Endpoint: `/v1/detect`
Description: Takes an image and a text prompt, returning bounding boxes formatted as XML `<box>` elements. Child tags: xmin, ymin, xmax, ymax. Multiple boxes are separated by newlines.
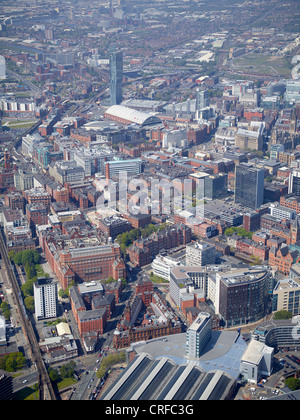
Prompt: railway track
<box><xmin>0</xmin><ymin>231</ymin><xmax>56</xmax><ymax>400</ymax></box>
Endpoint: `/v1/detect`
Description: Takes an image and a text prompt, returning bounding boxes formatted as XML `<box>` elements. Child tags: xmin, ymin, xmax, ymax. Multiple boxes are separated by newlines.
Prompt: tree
<box><xmin>48</xmin><ymin>367</ymin><xmax>60</xmax><ymax>383</ymax></box>
<box><xmin>59</xmin><ymin>289</ymin><xmax>68</xmax><ymax>299</ymax></box>
<box><xmin>15</xmin><ymin>352</ymin><xmax>26</xmax><ymax>370</ymax></box>
<box><xmin>13</xmin><ymin>251</ymin><xmax>23</xmax><ymax>266</ymax></box>
<box><xmin>285</xmin><ymin>377</ymin><xmax>300</xmax><ymax>391</ymax></box>
<box><xmin>5</xmin><ymin>357</ymin><xmax>17</xmax><ymax>372</ymax></box>
<box><xmin>24</xmin><ymin>296</ymin><xmax>35</xmax><ymax>313</ymax></box>
<box><xmin>32</xmin><ymin>249</ymin><xmax>40</xmax><ymax>264</ymax></box>
<box><xmin>0</xmin><ymin>301</ymin><xmax>11</xmax><ymax>320</ymax></box>
<box><xmin>21</xmin><ymin>249</ymin><xmax>34</xmax><ymax>266</ymax></box>
<box><xmin>273</xmin><ymin>310</ymin><xmax>293</xmax><ymax>320</ymax></box>
<box><xmin>25</xmin><ymin>262</ymin><xmax>36</xmax><ymax>280</ymax></box>
<box><xmin>60</xmin><ymin>361</ymin><xmax>76</xmax><ymax>379</ymax></box>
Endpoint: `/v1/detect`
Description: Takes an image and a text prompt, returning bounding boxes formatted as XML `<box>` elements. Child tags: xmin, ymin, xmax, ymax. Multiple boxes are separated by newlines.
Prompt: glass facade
<box><xmin>109</xmin><ymin>50</ymin><xmax>123</xmax><ymax>105</ymax></box>
<box><xmin>219</xmin><ymin>272</ymin><xmax>269</xmax><ymax>327</ymax></box>
<box><xmin>234</xmin><ymin>164</ymin><xmax>264</xmax><ymax>209</ymax></box>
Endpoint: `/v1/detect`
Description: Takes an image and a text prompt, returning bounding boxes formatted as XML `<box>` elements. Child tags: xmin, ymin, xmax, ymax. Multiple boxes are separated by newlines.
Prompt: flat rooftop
<box><xmin>132</xmin><ymin>330</ymin><xmax>247</xmax><ymax>379</ymax></box>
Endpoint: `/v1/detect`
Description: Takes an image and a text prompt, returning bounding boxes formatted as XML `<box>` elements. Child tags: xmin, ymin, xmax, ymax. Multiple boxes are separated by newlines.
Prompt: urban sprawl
<box><xmin>0</xmin><ymin>0</ymin><xmax>300</xmax><ymax>403</ymax></box>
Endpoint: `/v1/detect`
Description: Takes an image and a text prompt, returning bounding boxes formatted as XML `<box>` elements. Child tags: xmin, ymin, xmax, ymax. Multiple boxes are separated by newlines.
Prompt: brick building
<box><xmin>98</xmin><ymin>216</ymin><xmax>132</xmax><ymax>240</ymax></box>
<box><xmin>236</xmin><ymin>238</ymin><xmax>269</xmax><ymax>261</ymax></box>
<box><xmin>44</xmin><ymin>231</ymin><xmax>126</xmax><ymax>290</ymax></box>
<box><xmin>26</xmin><ymin>203</ymin><xmax>48</xmax><ymax>227</ymax></box>
<box><xmin>0</xmin><ymin>149</ymin><xmax>15</xmax><ymax>192</ymax></box>
<box><xmin>112</xmin><ymin>281</ymin><xmax>181</xmax><ymax>349</ymax></box>
<box><xmin>243</xmin><ymin>212</ymin><xmax>261</xmax><ymax>232</ymax></box>
<box><xmin>92</xmin><ymin>294</ymin><xmax>115</xmax><ymax>320</ymax></box>
<box><xmin>127</xmin><ymin>223</ymin><xmax>192</xmax><ymax>267</ymax></box>
<box><xmin>4</xmin><ymin>192</ymin><xmax>24</xmax><ymax>211</ymax></box>
<box><xmin>24</xmin><ymin>188</ymin><xmax>52</xmax><ymax>212</ymax></box>
<box><xmin>280</xmin><ymin>194</ymin><xmax>300</xmax><ymax>213</ymax></box>
<box><xmin>269</xmin><ymin>244</ymin><xmax>300</xmax><ymax>275</ymax></box>
<box><xmin>78</xmin><ymin>308</ymin><xmax>107</xmax><ymax>336</ymax></box>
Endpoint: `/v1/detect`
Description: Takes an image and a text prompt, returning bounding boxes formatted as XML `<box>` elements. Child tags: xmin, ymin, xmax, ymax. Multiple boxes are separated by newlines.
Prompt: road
<box><xmin>70</xmin><ymin>332</ymin><xmax>113</xmax><ymax>400</ymax></box>
<box><xmin>7</xmin><ymin>69</ymin><xmax>42</xmax><ymax>96</ymax></box>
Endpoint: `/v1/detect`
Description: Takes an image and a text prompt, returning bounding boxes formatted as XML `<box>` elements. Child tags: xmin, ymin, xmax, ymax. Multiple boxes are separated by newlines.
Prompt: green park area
<box><xmin>2</xmin><ymin>119</ymin><xmax>37</xmax><ymax>129</ymax></box>
<box><xmin>234</xmin><ymin>53</ymin><xmax>293</xmax><ymax>77</ymax></box>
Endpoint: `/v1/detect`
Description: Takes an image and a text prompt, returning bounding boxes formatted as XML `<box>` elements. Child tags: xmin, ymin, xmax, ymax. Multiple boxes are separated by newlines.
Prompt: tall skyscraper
<box><xmin>195</xmin><ymin>88</ymin><xmax>209</xmax><ymax>111</ymax></box>
<box><xmin>0</xmin><ymin>56</ymin><xmax>6</xmax><ymax>80</ymax></box>
<box><xmin>109</xmin><ymin>49</ymin><xmax>123</xmax><ymax>105</ymax></box>
<box><xmin>234</xmin><ymin>163</ymin><xmax>264</xmax><ymax>209</ymax></box>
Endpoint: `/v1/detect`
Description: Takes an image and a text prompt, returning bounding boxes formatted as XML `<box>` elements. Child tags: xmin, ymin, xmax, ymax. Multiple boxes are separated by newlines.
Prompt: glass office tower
<box><xmin>234</xmin><ymin>163</ymin><xmax>264</xmax><ymax>209</ymax></box>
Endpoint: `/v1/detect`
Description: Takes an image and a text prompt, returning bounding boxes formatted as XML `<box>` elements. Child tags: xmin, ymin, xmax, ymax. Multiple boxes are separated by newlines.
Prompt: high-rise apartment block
<box><xmin>109</xmin><ymin>49</ymin><xmax>123</xmax><ymax>105</ymax></box>
<box><xmin>33</xmin><ymin>278</ymin><xmax>58</xmax><ymax>321</ymax></box>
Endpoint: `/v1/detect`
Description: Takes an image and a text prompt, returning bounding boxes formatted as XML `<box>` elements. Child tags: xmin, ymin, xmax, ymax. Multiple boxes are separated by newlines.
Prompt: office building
<box><xmin>105</xmin><ymin>159</ymin><xmax>142</xmax><ymax>179</ymax></box>
<box><xmin>48</xmin><ymin>160</ymin><xmax>85</xmax><ymax>185</ymax></box>
<box><xmin>151</xmin><ymin>254</ymin><xmax>182</xmax><ymax>281</ymax></box>
<box><xmin>26</xmin><ymin>203</ymin><xmax>48</xmax><ymax>227</ymax></box>
<box><xmin>289</xmin><ymin>171</ymin><xmax>300</xmax><ymax>197</ymax></box>
<box><xmin>235</xmin><ymin>122</ymin><xmax>264</xmax><ymax>151</ymax></box>
<box><xmin>285</xmin><ymin>80</ymin><xmax>300</xmax><ymax>103</ymax></box>
<box><xmin>272</xmin><ymin>277</ymin><xmax>300</xmax><ymax>316</ymax></box>
<box><xmin>252</xmin><ymin>318</ymin><xmax>300</xmax><ymax>352</ymax></box>
<box><xmin>109</xmin><ymin>49</ymin><xmax>123</xmax><ymax>105</ymax></box>
<box><xmin>186</xmin><ymin>242</ymin><xmax>216</xmax><ymax>267</ymax></box>
<box><xmin>240</xmin><ymin>340</ymin><xmax>274</xmax><ymax>383</ymax></box>
<box><xmin>213</xmin><ymin>267</ymin><xmax>270</xmax><ymax>327</ymax></box>
<box><xmin>243</xmin><ymin>212</ymin><xmax>261</xmax><ymax>232</ymax></box>
<box><xmin>204</xmin><ymin>173</ymin><xmax>228</xmax><ymax>200</ymax></box>
<box><xmin>234</xmin><ymin>163</ymin><xmax>264</xmax><ymax>209</ymax></box>
<box><xmin>33</xmin><ymin>278</ymin><xmax>58</xmax><ymax>321</ymax></box>
<box><xmin>186</xmin><ymin>312</ymin><xmax>212</xmax><ymax>358</ymax></box>
<box><xmin>77</xmin><ymin>308</ymin><xmax>107</xmax><ymax>336</ymax></box>
<box><xmin>97</xmin><ymin>215</ymin><xmax>132</xmax><ymax>240</ymax></box>
<box><xmin>0</xmin><ymin>375</ymin><xmax>13</xmax><ymax>400</ymax></box>
<box><xmin>269</xmin><ymin>203</ymin><xmax>296</xmax><ymax>220</ymax></box>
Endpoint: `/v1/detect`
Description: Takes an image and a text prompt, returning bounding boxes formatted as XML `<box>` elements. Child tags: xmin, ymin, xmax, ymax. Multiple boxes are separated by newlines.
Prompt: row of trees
<box><xmin>8</xmin><ymin>249</ymin><xmax>44</xmax><ymax>313</ymax></box>
<box><xmin>9</xmin><ymin>249</ymin><xmax>40</xmax><ymax>266</ymax></box>
<box><xmin>96</xmin><ymin>352</ymin><xmax>126</xmax><ymax>380</ymax></box>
